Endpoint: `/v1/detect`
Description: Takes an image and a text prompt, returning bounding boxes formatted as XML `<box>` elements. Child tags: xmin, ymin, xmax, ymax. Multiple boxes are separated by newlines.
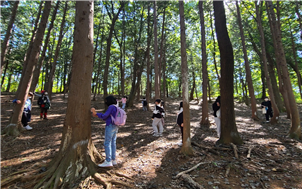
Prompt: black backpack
<box><xmin>37</xmin><ymin>97</ymin><xmax>43</xmax><ymax>105</ymax></box>
<box><xmin>143</xmin><ymin>100</ymin><xmax>147</xmax><ymax>106</ymax></box>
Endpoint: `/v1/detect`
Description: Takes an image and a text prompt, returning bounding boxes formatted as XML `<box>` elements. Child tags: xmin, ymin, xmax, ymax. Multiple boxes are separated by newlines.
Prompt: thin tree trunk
<box><xmin>158</xmin><ymin>7</ymin><xmax>166</xmax><ymax>98</ymax></box>
<box><xmin>266</xmin><ymin>3</ymin><xmax>291</xmax><ymax>118</ymax></box>
<box><xmin>189</xmin><ymin>72</ymin><xmax>195</xmax><ymax>101</ymax></box>
<box><xmin>267</xmin><ymin>1</ymin><xmax>301</xmax><ymax>139</ymax></box>
<box><xmin>4</xmin><ymin>2</ymin><xmax>51</xmax><ymax>136</ymax></box>
<box><xmin>199</xmin><ymin>1</ymin><xmax>210</xmax><ymax>125</ymax></box>
<box><xmin>1</xmin><ymin>60</ymin><xmax>9</xmax><ymax>87</ymax></box>
<box><xmin>47</xmin><ymin>2</ymin><xmax>68</xmax><ymax>99</ymax></box>
<box><xmin>162</xmin><ymin>49</ymin><xmax>167</xmax><ymax>103</ymax></box>
<box><xmin>30</xmin><ymin>1</ymin><xmax>60</xmax><ymax>92</ymax></box>
<box><xmin>214</xmin><ymin>1</ymin><xmax>242</xmax><ymax>145</ymax></box>
<box><xmin>6</xmin><ymin>68</ymin><xmax>13</xmax><ymax>92</ymax></box>
<box><xmin>209</xmin><ymin>9</ymin><xmax>220</xmax><ymax>83</ymax></box>
<box><xmin>236</xmin><ymin>1</ymin><xmax>258</xmax><ymax>120</ymax></box>
<box><xmin>1</xmin><ymin>1</ymin><xmax>19</xmax><ymax>70</ymax></box>
<box><xmin>146</xmin><ymin>4</ymin><xmax>152</xmax><ymax>110</ymax></box>
<box><xmin>44</xmin><ymin>35</ymin><xmax>56</xmax><ymax>91</ymax></box>
<box><xmin>103</xmin><ymin>2</ymin><xmax>124</xmax><ymax>102</ymax></box>
<box><xmin>154</xmin><ymin>1</ymin><xmax>160</xmax><ymax>99</ymax></box>
<box><xmin>290</xmin><ymin>27</ymin><xmax>302</xmax><ymax>99</ymax></box>
<box><xmin>295</xmin><ymin>2</ymin><xmax>302</xmax><ymax>40</ymax></box>
<box><xmin>179</xmin><ymin>0</ymin><xmax>193</xmax><ymax>156</ymax></box>
<box><xmin>255</xmin><ymin>2</ymin><xmax>279</xmax><ymax>124</ymax></box>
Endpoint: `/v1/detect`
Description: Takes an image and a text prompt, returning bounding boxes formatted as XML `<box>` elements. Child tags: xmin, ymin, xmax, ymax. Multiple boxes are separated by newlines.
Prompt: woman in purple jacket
<box><xmin>91</xmin><ymin>96</ymin><xmax>118</xmax><ymax>167</ymax></box>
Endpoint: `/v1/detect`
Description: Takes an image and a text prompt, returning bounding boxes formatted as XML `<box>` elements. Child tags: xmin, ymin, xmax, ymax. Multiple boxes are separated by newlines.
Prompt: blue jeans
<box><xmin>104</xmin><ymin>124</ymin><xmax>118</xmax><ymax>162</ymax></box>
<box><xmin>122</xmin><ymin>103</ymin><xmax>126</xmax><ymax>110</ymax></box>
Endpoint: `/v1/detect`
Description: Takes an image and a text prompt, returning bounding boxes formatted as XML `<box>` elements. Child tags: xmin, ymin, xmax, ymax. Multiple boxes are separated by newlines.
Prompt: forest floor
<box><xmin>1</xmin><ymin>93</ymin><xmax>302</xmax><ymax>189</ymax></box>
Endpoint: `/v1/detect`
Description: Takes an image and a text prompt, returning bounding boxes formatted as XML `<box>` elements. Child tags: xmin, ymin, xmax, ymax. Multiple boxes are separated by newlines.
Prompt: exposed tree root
<box><xmin>175</xmin><ymin>157</ymin><xmax>208</xmax><ymax>179</ymax></box>
<box><xmin>93</xmin><ymin>173</ymin><xmax>133</xmax><ymax>188</ymax></box>
<box><xmin>179</xmin><ymin>174</ymin><xmax>204</xmax><ymax>189</ymax></box>
<box><xmin>230</xmin><ymin>143</ymin><xmax>239</xmax><ymax>159</ymax></box>
<box><xmin>3</xmin><ymin>123</ymin><xmax>23</xmax><ymax>137</ymax></box>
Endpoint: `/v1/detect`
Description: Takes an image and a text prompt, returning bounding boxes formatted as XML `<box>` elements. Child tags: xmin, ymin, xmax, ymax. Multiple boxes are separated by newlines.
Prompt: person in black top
<box><xmin>212</xmin><ymin>96</ymin><xmax>221</xmax><ymax>137</ymax></box>
<box><xmin>152</xmin><ymin>99</ymin><xmax>165</xmax><ymax>137</ymax></box>
<box><xmin>177</xmin><ymin>102</ymin><xmax>183</xmax><ymax>146</ymax></box>
<box><xmin>261</xmin><ymin>97</ymin><xmax>273</xmax><ymax>122</ymax></box>
<box><xmin>142</xmin><ymin>97</ymin><xmax>148</xmax><ymax>111</ymax></box>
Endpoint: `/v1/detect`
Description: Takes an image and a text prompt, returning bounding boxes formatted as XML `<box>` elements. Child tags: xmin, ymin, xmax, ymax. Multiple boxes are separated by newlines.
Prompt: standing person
<box><xmin>13</xmin><ymin>92</ymin><xmax>34</xmax><ymax>130</ymax></box>
<box><xmin>212</xmin><ymin>96</ymin><xmax>221</xmax><ymax>137</ymax></box>
<box><xmin>176</xmin><ymin>102</ymin><xmax>183</xmax><ymax>146</ymax></box>
<box><xmin>261</xmin><ymin>97</ymin><xmax>273</xmax><ymax>123</ymax></box>
<box><xmin>91</xmin><ymin>95</ymin><xmax>118</xmax><ymax>167</ymax></box>
<box><xmin>151</xmin><ymin>99</ymin><xmax>165</xmax><ymax>137</ymax></box>
<box><xmin>121</xmin><ymin>96</ymin><xmax>127</xmax><ymax>110</ymax></box>
<box><xmin>142</xmin><ymin>97</ymin><xmax>148</xmax><ymax>111</ymax></box>
<box><xmin>37</xmin><ymin>90</ymin><xmax>51</xmax><ymax>119</ymax></box>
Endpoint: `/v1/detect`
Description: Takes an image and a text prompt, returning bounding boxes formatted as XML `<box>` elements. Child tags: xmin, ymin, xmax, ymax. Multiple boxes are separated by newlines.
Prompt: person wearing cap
<box><xmin>151</xmin><ymin>99</ymin><xmax>165</xmax><ymax>137</ymax></box>
<box><xmin>12</xmin><ymin>92</ymin><xmax>34</xmax><ymax>130</ymax></box>
<box><xmin>36</xmin><ymin>90</ymin><xmax>51</xmax><ymax>119</ymax></box>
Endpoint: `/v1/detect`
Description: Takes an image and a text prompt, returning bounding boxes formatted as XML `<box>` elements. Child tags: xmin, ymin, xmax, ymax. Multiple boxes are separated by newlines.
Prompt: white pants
<box><xmin>152</xmin><ymin>118</ymin><xmax>163</xmax><ymax>135</ymax></box>
<box><xmin>214</xmin><ymin>117</ymin><xmax>221</xmax><ymax>137</ymax></box>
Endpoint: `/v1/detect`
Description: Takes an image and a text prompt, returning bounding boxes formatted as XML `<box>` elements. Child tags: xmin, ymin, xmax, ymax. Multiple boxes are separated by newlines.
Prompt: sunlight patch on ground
<box><xmin>203</xmin><ymin>136</ymin><xmax>219</xmax><ymax>142</ymax></box>
<box><xmin>250</xmin><ymin>138</ymin><xmax>282</xmax><ymax>145</ymax></box>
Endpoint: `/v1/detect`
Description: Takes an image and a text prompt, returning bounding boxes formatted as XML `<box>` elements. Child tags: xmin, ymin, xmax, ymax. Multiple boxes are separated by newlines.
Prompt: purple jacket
<box><xmin>96</xmin><ymin>105</ymin><xmax>117</xmax><ymax>126</ymax></box>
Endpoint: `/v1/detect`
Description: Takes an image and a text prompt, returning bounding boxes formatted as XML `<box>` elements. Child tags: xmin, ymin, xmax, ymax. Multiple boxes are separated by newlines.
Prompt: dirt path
<box><xmin>1</xmin><ymin>94</ymin><xmax>302</xmax><ymax>189</ymax></box>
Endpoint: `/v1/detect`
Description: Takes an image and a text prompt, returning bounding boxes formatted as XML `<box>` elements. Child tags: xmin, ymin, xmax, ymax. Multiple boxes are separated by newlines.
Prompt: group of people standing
<box><xmin>13</xmin><ymin>90</ymin><xmax>51</xmax><ymax>130</ymax></box>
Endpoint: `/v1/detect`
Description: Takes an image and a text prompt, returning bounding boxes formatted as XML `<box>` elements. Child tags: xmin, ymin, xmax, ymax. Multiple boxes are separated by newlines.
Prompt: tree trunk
<box><xmin>236</xmin><ymin>1</ymin><xmax>258</xmax><ymax>120</ymax></box>
<box><xmin>34</xmin><ymin>2</ymin><xmax>104</xmax><ymax>188</ymax></box>
<box><xmin>267</xmin><ymin>1</ymin><xmax>301</xmax><ymax>139</ymax></box>
<box><xmin>146</xmin><ymin>5</ymin><xmax>152</xmax><ymax>110</ymax></box>
<box><xmin>265</xmin><ymin>4</ymin><xmax>290</xmax><ymax>118</ymax></box>
<box><xmin>290</xmin><ymin>27</ymin><xmax>302</xmax><ymax>99</ymax></box>
<box><xmin>189</xmin><ymin>72</ymin><xmax>195</xmax><ymax>101</ymax></box>
<box><xmin>6</xmin><ymin>68</ymin><xmax>13</xmax><ymax>92</ymax></box>
<box><xmin>255</xmin><ymin>2</ymin><xmax>279</xmax><ymax>124</ymax></box>
<box><xmin>266</xmin><ymin>51</ymin><xmax>286</xmax><ymax>112</ymax></box>
<box><xmin>16</xmin><ymin>1</ymin><xmax>43</xmax><ymax>96</ymax></box>
<box><xmin>179</xmin><ymin>0</ymin><xmax>193</xmax><ymax>156</ymax></box>
<box><xmin>162</xmin><ymin>50</ymin><xmax>167</xmax><ymax>103</ymax></box>
<box><xmin>214</xmin><ymin>1</ymin><xmax>242</xmax><ymax>145</ymax></box>
<box><xmin>47</xmin><ymin>2</ymin><xmax>68</xmax><ymax>99</ymax></box>
<box><xmin>154</xmin><ymin>1</ymin><xmax>160</xmax><ymax>99</ymax></box>
<box><xmin>158</xmin><ymin>7</ymin><xmax>166</xmax><ymax>98</ymax></box>
<box><xmin>295</xmin><ymin>2</ymin><xmax>302</xmax><ymax>40</ymax></box>
<box><xmin>199</xmin><ymin>1</ymin><xmax>210</xmax><ymax>125</ymax></box>
<box><xmin>30</xmin><ymin>1</ymin><xmax>60</xmax><ymax>93</ymax></box>
<box><xmin>209</xmin><ymin>9</ymin><xmax>220</xmax><ymax>83</ymax></box>
<box><xmin>103</xmin><ymin>3</ymin><xmax>124</xmax><ymax>102</ymax></box>
<box><xmin>1</xmin><ymin>60</ymin><xmax>9</xmax><ymax>87</ymax></box>
<box><xmin>4</xmin><ymin>2</ymin><xmax>51</xmax><ymax>136</ymax></box>
<box><xmin>1</xmin><ymin>1</ymin><xmax>19</xmax><ymax>71</ymax></box>
<box><xmin>44</xmin><ymin>34</ymin><xmax>56</xmax><ymax>91</ymax></box>
<box><xmin>127</xmin><ymin>5</ymin><xmax>145</xmax><ymax>107</ymax></box>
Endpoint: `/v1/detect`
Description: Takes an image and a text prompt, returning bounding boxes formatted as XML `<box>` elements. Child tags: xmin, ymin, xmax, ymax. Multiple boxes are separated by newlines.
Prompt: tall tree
<box><xmin>214</xmin><ymin>1</ymin><xmax>242</xmax><ymax>145</ymax></box>
<box><xmin>1</xmin><ymin>1</ymin><xmax>19</xmax><ymax>70</ymax></box>
<box><xmin>146</xmin><ymin>4</ymin><xmax>152</xmax><ymax>110</ymax></box>
<box><xmin>4</xmin><ymin>2</ymin><xmax>52</xmax><ymax>136</ymax></box>
<box><xmin>47</xmin><ymin>2</ymin><xmax>68</xmax><ymax>98</ymax></box>
<box><xmin>255</xmin><ymin>2</ymin><xmax>279</xmax><ymax>124</ymax></box>
<box><xmin>179</xmin><ymin>0</ymin><xmax>193</xmax><ymax>155</ymax></box>
<box><xmin>103</xmin><ymin>1</ymin><xmax>124</xmax><ymax>101</ymax></box>
<box><xmin>33</xmin><ymin>2</ymin><xmax>105</xmax><ymax>188</ymax></box>
<box><xmin>209</xmin><ymin>9</ymin><xmax>220</xmax><ymax>83</ymax></box>
<box><xmin>236</xmin><ymin>1</ymin><xmax>258</xmax><ymax>120</ymax></box>
<box><xmin>154</xmin><ymin>1</ymin><xmax>160</xmax><ymax>99</ymax></box>
<box><xmin>199</xmin><ymin>1</ymin><xmax>210</xmax><ymax>125</ymax></box>
<box><xmin>267</xmin><ymin>2</ymin><xmax>301</xmax><ymax>139</ymax></box>
<box><xmin>30</xmin><ymin>1</ymin><xmax>60</xmax><ymax>92</ymax></box>
<box><xmin>159</xmin><ymin>6</ymin><xmax>166</xmax><ymax>98</ymax></box>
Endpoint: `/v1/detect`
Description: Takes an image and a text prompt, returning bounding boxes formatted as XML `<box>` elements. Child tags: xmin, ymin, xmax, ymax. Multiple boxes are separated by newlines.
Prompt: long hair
<box><xmin>105</xmin><ymin>96</ymin><xmax>117</xmax><ymax>106</ymax></box>
<box><xmin>179</xmin><ymin>102</ymin><xmax>183</xmax><ymax>110</ymax></box>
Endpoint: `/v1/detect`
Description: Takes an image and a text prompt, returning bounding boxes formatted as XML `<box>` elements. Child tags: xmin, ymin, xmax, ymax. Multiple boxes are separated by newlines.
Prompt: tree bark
<box><xmin>34</xmin><ymin>2</ymin><xmax>104</xmax><ymax>188</ymax></box>
<box><xmin>295</xmin><ymin>2</ymin><xmax>302</xmax><ymax>40</ymax></box>
<box><xmin>199</xmin><ymin>1</ymin><xmax>210</xmax><ymax>125</ymax></box>
<box><xmin>47</xmin><ymin>2</ymin><xmax>68</xmax><ymax>99</ymax></box>
<box><xmin>179</xmin><ymin>0</ymin><xmax>193</xmax><ymax>156</ymax></box>
<box><xmin>214</xmin><ymin>1</ymin><xmax>242</xmax><ymax>145</ymax></box>
<box><xmin>1</xmin><ymin>1</ymin><xmax>19</xmax><ymax>70</ymax></box>
<box><xmin>267</xmin><ymin>1</ymin><xmax>301</xmax><ymax>139</ymax></box>
<box><xmin>154</xmin><ymin>1</ymin><xmax>160</xmax><ymax>99</ymax></box>
<box><xmin>255</xmin><ymin>2</ymin><xmax>279</xmax><ymax>124</ymax></box>
<box><xmin>4</xmin><ymin>2</ymin><xmax>51</xmax><ymax>136</ymax></box>
<box><xmin>158</xmin><ymin>6</ymin><xmax>166</xmax><ymax>98</ymax></box>
<box><xmin>236</xmin><ymin>1</ymin><xmax>258</xmax><ymax>120</ymax></box>
<box><xmin>209</xmin><ymin>9</ymin><xmax>220</xmax><ymax>83</ymax></box>
<box><xmin>30</xmin><ymin>1</ymin><xmax>60</xmax><ymax>93</ymax></box>
<box><xmin>189</xmin><ymin>71</ymin><xmax>196</xmax><ymax>101</ymax></box>
<box><xmin>103</xmin><ymin>2</ymin><xmax>124</xmax><ymax>102</ymax></box>
<box><xmin>146</xmin><ymin>4</ymin><xmax>152</xmax><ymax>110</ymax></box>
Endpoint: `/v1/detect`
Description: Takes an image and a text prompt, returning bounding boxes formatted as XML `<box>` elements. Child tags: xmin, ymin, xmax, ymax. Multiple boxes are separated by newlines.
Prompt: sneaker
<box><xmin>112</xmin><ymin>160</ymin><xmax>117</xmax><ymax>166</ymax></box>
<box><xmin>177</xmin><ymin>142</ymin><xmax>183</xmax><ymax>146</ymax></box>
<box><xmin>153</xmin><ymin>133</ymin><xmax>159</xmax><ymax>137</ymax></box>
<box><xmin>24</xmin><ymin>125</ymin><xmax>33</xmax><ymax>130</ymax></box>
<box><xmin>158</xmin><ymin>133</ymin><xmax>163</xmax><ymax>137</ymax></box>
<box><xmin>98</xmin><ymin>160</ymin><xmax>113</xmax><ymax>167</ymax></box>
<box><xmin>266</xmin><ymin>120</ymin><xmax>270</xmax><ymax>123</ymax></box>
